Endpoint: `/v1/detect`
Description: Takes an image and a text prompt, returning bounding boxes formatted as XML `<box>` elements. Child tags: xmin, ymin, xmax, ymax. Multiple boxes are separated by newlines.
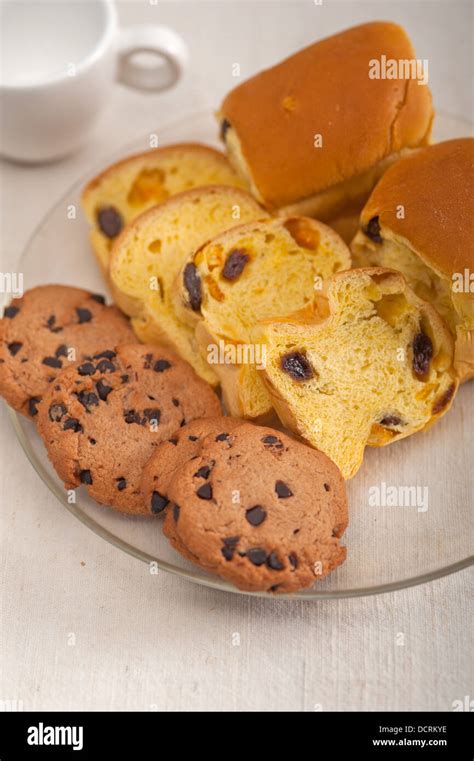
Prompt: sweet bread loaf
<box><xmin>110</xmin><ymin>185</ymin><xmax>268</xmax><ymax>385</ymax></box>
<box><xmin>351</xmin><ymin>138</ymin><xmax>474</xmax><ymax>382</ymax></box>
<box><xmin>258</xmin><ymin>268</ymin><xmax>458</xmax><ymax>478</ymax></box>
<box><xmin>218</xmin><ymin>22</ymin><xmax>433</xmax><ymax>228</ymax></box>
<box><xmin>81</xmin><ymin>143</ymin><xmax>247</xmax><ymax>276</ymax></box>
<box><xmin>174</xmin><ymin>217</ymin><xmax>351</xmax><ymax>418</ymax></box>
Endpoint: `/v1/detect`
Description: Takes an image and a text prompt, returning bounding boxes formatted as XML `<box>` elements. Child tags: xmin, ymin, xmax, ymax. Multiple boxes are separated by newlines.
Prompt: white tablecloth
<box><xmin>1</xmin><ymin>0</ymin><xmax>472</xmax><ymax>712</ymax></box>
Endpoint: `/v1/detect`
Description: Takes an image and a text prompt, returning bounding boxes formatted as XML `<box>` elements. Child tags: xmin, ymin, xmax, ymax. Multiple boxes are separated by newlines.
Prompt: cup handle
<box><xmin>116</xmin><ymin>25</ymin><xmax>188</xmax><ymax>92</ymax></box>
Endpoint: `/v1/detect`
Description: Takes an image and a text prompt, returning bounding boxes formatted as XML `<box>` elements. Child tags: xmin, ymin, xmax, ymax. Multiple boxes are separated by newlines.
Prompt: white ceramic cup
<box><xmin>0</xmin><ymin>0</ymin><xmax>188</xmax><ymax>162</ymax></box>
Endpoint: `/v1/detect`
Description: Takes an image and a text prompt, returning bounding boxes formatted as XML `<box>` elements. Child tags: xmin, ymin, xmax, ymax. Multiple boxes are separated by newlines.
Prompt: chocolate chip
<box><xmin>121</xmin><ymin>374</ymin><xmax>129</xmax><ymax>383</ymax></box>
<box><xmin>221</xmin><ymin>537</ymin><xmax>240</xmax><ymax>561</ymax></box>
<box><xmin>281</xmin><ymin>351</ymin><xmax>314</xmax><ymax>380</ymax></box>
<box><xmin>42</xmin><ymin>356</ymin><xmax>62</xmax><ymax>369</ymax></box>
<box><xmin>46</xmin><ymin>315</ymin><xmax>56</xmax><ymax>328</ymax></box>
<box><xmin>7</xmin><ymin>342</ymin><xmax>22</xmax><ymax>356</ymax></box>
<box><xmin>173</xmin><ymin>504</ymin><xmax>180</xmax><ymax>522</ymax></box>
<box><xmin>116</xmin><ymin>477</ymin><xmax>127</xmax><ymax>491</ymax></box>
<box><xmin>412</xmin><ymin>331</ymin><xmax>433</xmax><ymax>379</ymax></box>
<box><xmin>247</xmin><ymin>548</ymin><xmax>267</xmax><ymax>566</ymax></box>
<box><xmin>94</xmin><ymin>350</ymin><xmax>116</xmax><ymax>360</ymax></box>
<box><xmin>89</xmin><ymin>438</ymin><xmax>96</xmax><ymax>445</ymax></box>
<box><xmin>76</xmin><ymin>308</ymin><xmax>92</xmax><ymax>324</ymax></box>
<box><xmin>180</xmin><ymin>419</ymin><xmax>186</xmax><ymax>427</ymax></box>
<box><xmin>49</xmin><ymin>403</ymin><xmax>67</xmax><ymax>422</ymax></box>
<box><xmin>196</xmin><ymin>483</ymin><xmax>213</xmax><ymax>500</ymax></box>
<box><xmin>151</xmin><ymin>491</ymin><xmax>169</xmax><ymax>514</ymax></box>
<box><xmin>222</xmin><ymin>249</ymin><xmax>249</xmax><ymax>281</ymax></box>
<box><xmin>379</xmin><ymin>415</ymin><xmax>403</xmax><ymax>427</ymax></box>
<box><xmin>90</xmin><ymin>294</ymin><xmax>106</xmax><ymax>305</ymax></box>
<box><xmin>188</xmin><ymin>435</ymin><xmax>199</xmax><ymax>441</ymax></box>
<box><xmin>96</xmin><ymin>379</ymin><xmax>113</xmax><ymax>402</ymax></box>
<box><xmin>215</xmin><ymin>432</ymin><xmax>230</xmax><ymax>441</ymax></box>
<box><xmin>262</xmin><ymin>435</ymin><xmax>283</xmax><ymax>448</ymax></box>
<box><xmin>364</xmin><ymin>216</ymin><xmax>382</xmax><ymax>243</ymax></box>
<box><xmin>79</xmin><ymin>470</ymin><xmax>93</xmax><ymax>485</ymax></box>
<box><xmin>432</xmin><ymin>383</ymin><xmax>456</xmax><ymax>415</ymax></box>
<box><xmin>267</xmin><ymin>552</ymin><xmax>285</xmax><ymax>571</ymax></box>
<box><xmin>97</xmin><ymin>206</ymin><xmax>123</xmax><ymax>239</ymax></box>
<box><xmin>220</xmin><ymin>118</ymin><xmax>231</xmax><ymax>141</ymax></box>
<box><xmin>288</xmin><ymin>553</ymin><xmax>298</xmax><ymax>569</ymax></box>
<box><xmin>76</xmin><ymin>390</ymin><xmax>99</xmax><ymax>411</ymax></box>
<box><xmin>223</xmin><ymin>536</ymin><xmax>240</xmax><ymax>547</ymax></box>
<box><xmin>144</xmin><ymin>408</ymin><xmax>161</xmax><ymax>424</ymax></box>
<box><xmin>172</xmin><ymin>398</ymin><xmax>180</xmax><ymax>407</ymax></box>
<box><xmin>64</xmin><ymin>418</ymin><xmax>83</xmax><ymax>433</ymax></box>
<box><xmin>153</xmin><ymin>359</ymin><xmax>171</xmax><ymax>373</ymax></box>
<box><xmin>183</xmin><ymin>263</ymin><xmax>202</xmax><ymax>311</ymax></box>
<box><xmin>28</xmin><ymin>397</ymin><xmax>41</xmax><ymax>417</ymax></box>
<box><xmin>4</xmin><ymin>305</ymin><xmax>19</xmax><ymax>318</ymax></box>
<box><xmin>124</xmin><ymin>410</ymin><xmax>141</xmax><ymax>425</ymax></box>
<box><xmin>323</xmin><ymin>483</ymin><xmax>330</xmax><ymax>492</ymax></box>
<box><xmin>143</xmin><ymin>353</ymin><xmax>153</xmax><ymax>369</ymax></box>
<box><xmin>168</xmin><ymin>438</ymin><xmax>178</xmax><ymax>446</ymax></box>
<box><xmin>78</xmin><ymin>362</ymin><xmax>96</xmax><ymax>376</ymax></box>
<box><xmin>194</xmin><ymin>465</ymin><xmax>212</xmax><ymax>479</ymax></box>
<box><xmin>246</xmin><ymin>506</ymin><xmax>267</xmax><ymax>526</ymax></box>
<box><xmin>275</xmin><ymin>480</ymin><xmax>293</xmax><ymax>498</ymax></box>
<box><xmin>55</xmin><ymin>345</ymin><xmax>69</xmax><ymax>358</ymax></box>
<box><xmin>95</xmin><ymin>359</ymin><xmax>116</xmax><ymax>374</ymax></box>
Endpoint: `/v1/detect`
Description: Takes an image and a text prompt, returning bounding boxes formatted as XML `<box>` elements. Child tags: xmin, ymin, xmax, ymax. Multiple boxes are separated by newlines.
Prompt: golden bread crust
<box><xmin>220</xmin><ymin>22</ymin><xmax>433</xmax><ymax>209</ymax></box>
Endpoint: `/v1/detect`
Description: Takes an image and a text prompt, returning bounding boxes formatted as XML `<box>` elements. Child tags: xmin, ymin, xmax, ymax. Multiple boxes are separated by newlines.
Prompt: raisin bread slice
<box><xmin>110</xmin><ymin>185</ymin><xmax>268</xmax><ymax>385</ymax></box>
<box><xmin>82</xmin><ymin>143</ymin><xmax>247</xmax><ymax>276</ymax></box>
<box><xmin>258</xmin><ymin>268</ymin><xmax>458</xmax><ymax>478</ymax></box>
<box><xmin>173</xmin><ymin>217</ymin><xmax>351</xmax><ymax>418</ymax></box>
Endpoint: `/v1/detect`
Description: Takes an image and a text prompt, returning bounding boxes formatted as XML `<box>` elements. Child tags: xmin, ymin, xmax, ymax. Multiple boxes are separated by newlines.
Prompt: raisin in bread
<box><xmin>173</xmin><ymin>217</ymin><xmax>351</xmax><ymax>418</ymax></box>
<box><xmin>110</xmin><ymin>185</ymin><xmax>268</xmax><ymax>385</ymax></box>
<box><xmin>258</xmin><ymin>268</ymin><xmax>458</xmax><ymax>478</ymax></box>
<box><xmin>82</xmin><ymin>143</ymin><xmax>247</xmax><ymax>276</ymax></box>
<box><xmin>351</xmin><ymin>139</ymin><xmax>474</xmax><ymax>382</ymax></box>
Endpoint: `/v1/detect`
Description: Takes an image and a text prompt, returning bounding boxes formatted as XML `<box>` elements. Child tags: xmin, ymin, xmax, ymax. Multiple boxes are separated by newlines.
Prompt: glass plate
<box><xmin>9</xmin><ymin>110</ymin><xmax>474</xmax><ymax>599</ymax></box>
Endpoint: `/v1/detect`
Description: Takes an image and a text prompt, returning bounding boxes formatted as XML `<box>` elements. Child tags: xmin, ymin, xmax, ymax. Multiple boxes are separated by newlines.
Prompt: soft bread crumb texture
<box><xmin>351</xmin><ymin>138</ymin><xmax>474</xmax><ymax>382</ymax></box>
<box><xmin>260</xmin><ymin>269</ymin><xmax>458</xmax><ymax>478</ymax></box>
<box><xmin>175</xmin><ymin>217</ymin><xmax>351</xmax><ymax>418</ymax></box>
<box><xmin>81</xmin><ymin>143</ymin><xmax>248</xmax><ymax>275</ymax></box>
<box><xmin>110</xmin><ymin>186</ymin><xmax>267</xmax><ymax>385</ymax></box>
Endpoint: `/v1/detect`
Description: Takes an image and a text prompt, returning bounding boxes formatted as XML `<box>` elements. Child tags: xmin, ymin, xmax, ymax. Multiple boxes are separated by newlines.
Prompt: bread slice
<box><xmin>351</xmin><ymin>138</ymin><xmax>474</xmax><ymax>382</ymax></box>
<box><xmin>81</xmin><ymin>143</ymin><xmax>247</xmax><ymax>276</ymax></box>
<box><xmin>109</xmin><ymin>185</ymin><xmax>268</xmax><ymax>385</ymax></box>
<box><xmin>173</xmin><ymin>217</ymin><xmax>351</xmax><ymax>417</ymax></box>
<box><xmin>258</xmin><ymin>268</ymin><xmax>458</xmax><ymax>478</ymax></box>
<box><xmin>219</xmin><ymin>22</ymin><xmax>433</xmax><ymax>220</ymax></box>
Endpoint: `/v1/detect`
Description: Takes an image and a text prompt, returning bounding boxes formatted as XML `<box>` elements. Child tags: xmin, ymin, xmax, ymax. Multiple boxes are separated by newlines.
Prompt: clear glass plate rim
<box><xmin>8</xmin><ymin>108</ymin><xmax>474</xmax><ymax>601</ymax></box>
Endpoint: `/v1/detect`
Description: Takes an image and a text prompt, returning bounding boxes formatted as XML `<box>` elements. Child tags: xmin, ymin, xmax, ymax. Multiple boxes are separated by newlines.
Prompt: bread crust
<box><xmin>354</xmin><ymin>138</ymin><xmax>474</xmax><ymax>381</ymax></box>
<box><xmin>220</xmin><ymin>22</ymin><xmax>433</xmax><ymax>210</ymax></box>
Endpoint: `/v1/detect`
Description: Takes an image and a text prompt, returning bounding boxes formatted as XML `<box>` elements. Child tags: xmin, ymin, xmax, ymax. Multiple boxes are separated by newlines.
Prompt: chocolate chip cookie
<box><xmin>163</xmin><ymin>423</ymin><xmax>348</xmax><ymax>592</ymax></box>
<box><xmin>37</xmin><ymin>343</ymin><xmax>221</xmax><ymax>514</ymax></box>
<box><xmin>0</xmin><ymin>285</ymin><xmax>136</xmax><ymax>418</ymax></box>
<box><xmin>141</xmin><ymin>416</ymin><xmax>243</xmax><ymax>515</ymax></box>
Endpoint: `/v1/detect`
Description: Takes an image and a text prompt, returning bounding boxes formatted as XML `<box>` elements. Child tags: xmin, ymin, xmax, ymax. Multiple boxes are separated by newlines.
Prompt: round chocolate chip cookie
<box><xmin>37</xmin><ymin>343</ymin><xmax>221</xmax><ymax>514</ymax></box>
<box><xmin>141</xmin><ymin>416</ymin><xmax>243</xmax><ymax>515</ymax></box>
<box><xmin>163</xmin><ymin>423</ymin><xmax>348</xmax><ymax>593</ymax></box>
<box><xmin>0</xmin><ymin>285</ymin><xmax>136</xmax><ymax>419</ymax></box>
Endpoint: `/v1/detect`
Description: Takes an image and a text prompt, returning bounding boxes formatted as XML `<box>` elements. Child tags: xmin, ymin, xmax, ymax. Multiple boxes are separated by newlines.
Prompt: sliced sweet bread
<box><xmin>110</xmin><ymin>185</ymin><xmax>268</xmax><ymax>385</ymax></box>
<box><xmin>173</xmin><ymin>217</ymin><xmax>351</xmax><ymax>418</ymax></box>
<box><xmin>258</xmin><ymin>268</ymin><xmax>458</xmax><ymax>478</ymax></box>
<box><xmin>81</xmin><ymin>143</ymin><xmax>248</xmax><ymax>276</ymax></box>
